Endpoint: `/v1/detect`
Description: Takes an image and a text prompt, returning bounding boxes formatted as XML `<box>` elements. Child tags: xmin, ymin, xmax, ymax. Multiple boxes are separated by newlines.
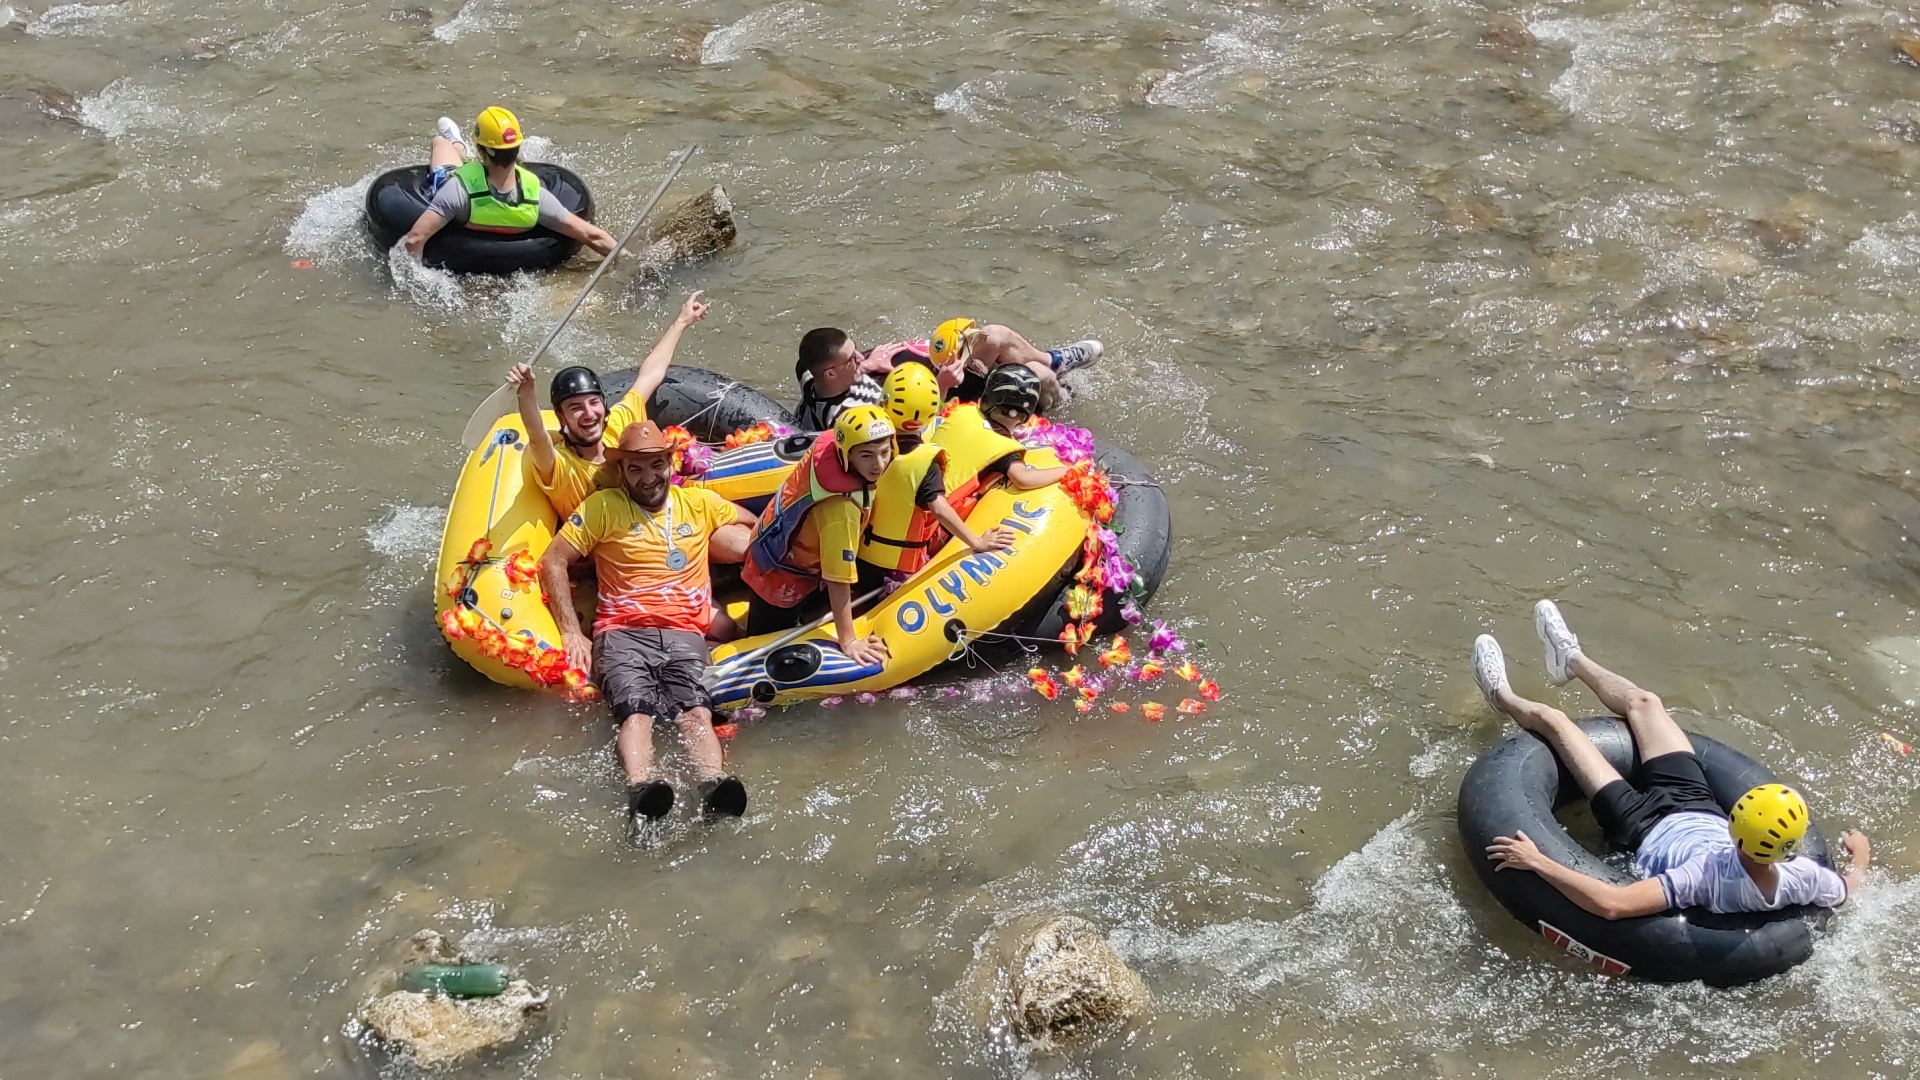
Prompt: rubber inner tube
<box><xmin>1458</xmin><ymin>717</ymin><xmax>1833</xmax><ymax>987</ymax></box>
<box><xmin>363</xmin><ymin>163</ymin><xmax>595</xmax><ymax>275</ymax></box>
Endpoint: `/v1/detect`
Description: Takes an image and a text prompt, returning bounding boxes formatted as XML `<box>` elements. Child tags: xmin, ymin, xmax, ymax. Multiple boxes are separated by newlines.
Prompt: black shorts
<box><xmin>592</xmin><ymin>628</ymin><xmax>712</xmax><ymax>722</ymax></box>
<box><xmin>1590</xmin><ymin>751</ymin><xmax>1728</xmax><ymax>851</ymax></box>
<box><xmin>742</xmin><ymin>590</ymin><xmax>829</xmax><ymax>637</ymax></box>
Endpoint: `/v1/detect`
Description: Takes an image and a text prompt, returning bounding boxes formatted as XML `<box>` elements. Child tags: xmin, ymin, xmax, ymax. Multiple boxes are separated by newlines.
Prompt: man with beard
<box><xmin>539</xmin><ymin>421</ymin><xmax>758</xmax><ymax>823</ymax></box>
<box><xmin>506</xmin><ymin>291</ymin><xmax>708</xmax><ymax>519</ymax></box>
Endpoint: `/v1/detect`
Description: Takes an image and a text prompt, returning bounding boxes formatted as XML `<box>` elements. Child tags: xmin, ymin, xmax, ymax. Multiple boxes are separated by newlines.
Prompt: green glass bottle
<box><xmin>398</xmin><ymin>963</ymin><xmax>510</xmax><ymax>998</ymax></box>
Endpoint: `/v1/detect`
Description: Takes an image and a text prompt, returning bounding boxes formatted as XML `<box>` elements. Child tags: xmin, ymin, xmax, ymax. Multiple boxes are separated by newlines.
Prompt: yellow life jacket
<box><xmin>858</xmin><ymin>442</ymin><xmax>948</xmax><ymax>573</ymax></box>
<box><xmin>931</xmin><ymin>403</ymin><xmax>1024</xmax><ymax>490</ymax></box>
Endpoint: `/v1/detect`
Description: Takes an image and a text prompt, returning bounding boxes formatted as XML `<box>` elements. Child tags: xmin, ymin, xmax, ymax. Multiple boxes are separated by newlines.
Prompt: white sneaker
<box><xmin>435</xmin><ymin>115</ymin><xmax>467</xmax><ymax>152</ymax></box>
<box><xmin>1053</xmin><ymin>340</ymin><xmax>1103</xmax><ymax>375</ymax></box>
<box><xmin>1472</xmin><ymin>634</ymin><xmax>1510</xmax><ymax>711</ymax></box>
<box><xmin>1535</xmin><ymin>599</ymin><xmax>1582</xmax><ymax>685</ymax></box>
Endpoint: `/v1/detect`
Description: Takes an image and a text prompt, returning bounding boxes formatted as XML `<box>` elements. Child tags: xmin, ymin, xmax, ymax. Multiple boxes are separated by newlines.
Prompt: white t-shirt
<box><xmin>1634</xmin><ymin>810</ymin><xmax>1847</xmax><ymax>914</ymax></box>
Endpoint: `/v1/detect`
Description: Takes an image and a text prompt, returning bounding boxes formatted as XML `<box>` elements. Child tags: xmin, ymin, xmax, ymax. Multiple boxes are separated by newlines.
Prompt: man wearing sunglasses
<box><xmin>792</xmin><ymin>328</ymin><xmax>890</xmax><ymax>432</ymax></box>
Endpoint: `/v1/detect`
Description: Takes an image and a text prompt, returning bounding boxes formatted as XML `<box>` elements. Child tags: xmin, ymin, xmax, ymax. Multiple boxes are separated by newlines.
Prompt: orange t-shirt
<box><xmin>558</xmin><ymin>486</ymin><xmax>737</xmax><ymax>634</ymax></box>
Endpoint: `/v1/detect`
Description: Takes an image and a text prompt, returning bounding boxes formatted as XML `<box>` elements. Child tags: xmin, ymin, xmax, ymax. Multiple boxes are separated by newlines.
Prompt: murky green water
<box><xmin>8</xmin><ymin>0</ymin><xmax>1920</xmax><ymax>1074</ymax></box>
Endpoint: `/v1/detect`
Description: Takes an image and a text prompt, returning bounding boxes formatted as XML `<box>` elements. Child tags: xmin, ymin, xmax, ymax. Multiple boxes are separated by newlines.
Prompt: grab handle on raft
<box><xmin>458</xmin><ymin>144</ymin><xmax>699</xmax><ymax>451</ymax></box>
<box><xmin>700</xmin><ymin>586</ymin><xmax>886</xmax><ymax>693</ymax></box>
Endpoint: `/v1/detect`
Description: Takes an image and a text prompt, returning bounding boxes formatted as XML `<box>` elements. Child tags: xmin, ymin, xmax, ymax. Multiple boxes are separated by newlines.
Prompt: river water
<box><xmin>8</xmin><ymin>0</ymin><xmax>1920</xmax><ymax>1074</ymax></box>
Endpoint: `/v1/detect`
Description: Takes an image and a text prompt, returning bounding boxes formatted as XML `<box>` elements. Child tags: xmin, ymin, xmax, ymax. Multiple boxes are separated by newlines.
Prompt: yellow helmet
<box><xmin>473</xmin><ymin>106</ymin><xmax>525</xmax><ymax>150</ymax></box>
<box><xmin>1728</xmin><ymin>783</ymin><xmax>1810</xmax><ymax>864</ymax></box>
<box><xmin>928</xmin><ymin>318</ymin><xmax>978</xmax><ymax>367</ymax></box>
<box><xmin>832</xmin><ymin>405</ymin><xmax>895</xmax><ymax>466</ymax></box>
<box><xmin>881</xmin><ymin>363</ymin><xmax>941</xmax><ymax>434</ymax></box>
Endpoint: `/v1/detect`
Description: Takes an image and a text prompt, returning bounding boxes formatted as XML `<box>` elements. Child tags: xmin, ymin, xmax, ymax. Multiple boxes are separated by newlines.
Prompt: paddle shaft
<box><xmin>523</xmin><ymin>144</ymin><xmax>695</xmax><ymax>369</ymax></box>
<box><xmin>458</xmin><ymin>144</ymin><xmax>696</xmax><ymax>449</ymax></box>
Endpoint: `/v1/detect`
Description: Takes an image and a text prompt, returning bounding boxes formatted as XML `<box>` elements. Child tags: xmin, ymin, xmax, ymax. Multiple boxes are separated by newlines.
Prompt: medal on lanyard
<box><xmin>657</xmin><ymin>495</ymin><xmax>689</xmax><ymax>571</ymax></box>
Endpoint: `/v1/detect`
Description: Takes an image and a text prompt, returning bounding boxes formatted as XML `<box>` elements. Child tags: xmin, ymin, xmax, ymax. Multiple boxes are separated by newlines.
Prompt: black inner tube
<box><xmin>364</xmin><ymin>163</ymin><xmax>594</xmax><ymax>275</ymax></box>
<box><xmin>1458</xmin><ymin>717</ymin><xmax>1833</xmax><ymax>986</ymax></box>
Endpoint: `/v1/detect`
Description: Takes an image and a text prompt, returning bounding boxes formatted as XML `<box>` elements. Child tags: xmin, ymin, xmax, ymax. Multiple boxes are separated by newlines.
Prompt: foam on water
<box><xmin>286</xmin><ymin>174</ymin><xmax>376</xmax><ymax>264</ymax></box>
<box><xmin>1110</xmin><ymin>813</ymin><xmax>1920</xmax><ymax>1069</ymax></box>
<box><xmin>1847</xmin><ymin>213</ymin><xmax>1920</xmax><ymax>271</ymax></box>
<box><xmin>701</xmin><ymin>1</ymin><xmax>812</xmax><ymax>65</ymax></box>
<box><xmin>432</xmin><ymin>0</ymin><xmax>518</xmax><ymax>42</ymax></box>
<box><xmin>366</xmin><ymin>504</ymin><xmax>442</xmax><ymax>563</ymax></box>
<box><xmin>25</xmin><ymin>0</ymin><xmax>126</xmax><ymax>36</ymax></box>
<box><xmin>77</xmin><ymin>79</ymin><xmax>185</xmax><ymax>138</ymax></box>
<box><xmin>1147</xmin><ymin>31</ymin><xmax>1286</xmax><ymax>110</ymax></box>
<box><xmin>1531</xmin><ymin>14</ymin><xmax>1674</xmax><ymax>125</ymax></box>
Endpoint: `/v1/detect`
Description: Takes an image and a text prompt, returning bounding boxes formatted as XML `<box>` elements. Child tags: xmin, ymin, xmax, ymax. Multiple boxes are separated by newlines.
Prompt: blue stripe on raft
<box><xmin>703</xmin><ymin>443</ymin><xmax>784</xmax><ymax>480</ymax></box>
<box><xmin>710</xmin><ymin>648</ymin><xmax>887</xmax><ymax>707</ymax></box>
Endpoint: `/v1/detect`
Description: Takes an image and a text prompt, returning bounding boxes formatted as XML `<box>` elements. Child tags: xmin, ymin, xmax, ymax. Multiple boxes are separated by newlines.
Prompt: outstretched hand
<box><xmin>1487</xmin><ymin>831</ymin><xmax>1549</xmax><ymax>873</ymax></box>
<box><xmin>676</xmin><ymin>290</ymin><xmax>709</xmax><ymax>326</ymax></box>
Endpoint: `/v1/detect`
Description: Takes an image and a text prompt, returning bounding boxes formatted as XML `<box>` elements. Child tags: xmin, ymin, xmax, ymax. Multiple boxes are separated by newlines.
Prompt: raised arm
<box><xmin>1487</xmin><ymin>831</ymin><xmax>1669</xmax><ymax>921</ymax></box>
<box><xmin>627</xmin><ymin>291</ymin><xmax>710</xmax><ymax>405</ymax></box>
<box><xmin>507</xmin><ymin>363</ymin><xmax>557</xmax><ymax>483</ymax></box>
<box><xmin>539</xmin><ymin>536</ymin><xmax>591</xmax><ymax>676</ymax></box>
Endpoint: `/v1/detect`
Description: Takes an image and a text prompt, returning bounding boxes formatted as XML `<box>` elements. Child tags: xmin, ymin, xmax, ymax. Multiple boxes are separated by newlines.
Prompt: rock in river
<box><xmin>1004</xmin><ymin>915</ymin><xmax>1150</xmax><ymax>1053</ymax></box>
<box><xmin>357</xmin><ymin>929</ymin><xmax>548</xmax><ymax>1068</ymax></box>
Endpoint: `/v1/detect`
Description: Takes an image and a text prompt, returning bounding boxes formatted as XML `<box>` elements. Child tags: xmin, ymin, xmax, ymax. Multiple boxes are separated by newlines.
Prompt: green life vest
<box><xmin>452</xmin><ymin>160</ymin><xmax>542</xmax><ymax>234</ymax></box>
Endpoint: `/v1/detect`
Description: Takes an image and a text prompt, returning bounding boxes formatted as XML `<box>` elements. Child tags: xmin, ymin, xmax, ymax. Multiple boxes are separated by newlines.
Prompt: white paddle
<box><xmin>458</xmin><ymin>144</ymin><xmax>698</xmax><ymax>450</ymax></box>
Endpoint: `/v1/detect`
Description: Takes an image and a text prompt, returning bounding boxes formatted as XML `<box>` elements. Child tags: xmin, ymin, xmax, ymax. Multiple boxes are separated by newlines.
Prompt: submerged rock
<box><xmin>1006</xmin><ymin>916</ymin><xmax>1149</xmax><ymax>1053</ymax></box>
<box><xmin>357</xmin><ymin>929</ymin><xmax>549</xmax><ymax>1068</ymax></box>
<box><xmin>1897</xmin><ymin>34</ymin><xmax>1920</xmax><ymax>66</ymax></box>
<box><xmin>1479</xmin><ymin>19</ymin><xmax>1539</xmax><ymax>57</ymax></box>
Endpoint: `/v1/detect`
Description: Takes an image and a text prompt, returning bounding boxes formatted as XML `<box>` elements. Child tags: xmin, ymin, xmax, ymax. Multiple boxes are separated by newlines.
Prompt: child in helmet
<box><xmin>928</xmin><ymin>317</ymin><xmax>1101</xmax><ymax>413</ymax></box>
<box><xmin>970</xmin><ymin>366</ymin><xmax>1068</xmax><ymax>491</ymax></box>
<box><xmin>855</xmin><ymin>365</ymin><xmax>1017</xmax><ymax>592</ymax></box>
<box><xmin>1473</xmin><ymin>601</ymin><xmax>1869</xmax><ymax>918</ymax></box>
<box><xmin>739</xmin><ymin>405</ymin><xmax>898</xmax><ymax>666</ymax></box>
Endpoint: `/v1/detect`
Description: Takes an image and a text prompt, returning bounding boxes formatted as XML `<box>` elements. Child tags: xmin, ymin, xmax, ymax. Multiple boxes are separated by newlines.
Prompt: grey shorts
<box><xmin>592</xmin><ymin>628</ymin><xmax>712</xmax><ymax>722</ymax></box>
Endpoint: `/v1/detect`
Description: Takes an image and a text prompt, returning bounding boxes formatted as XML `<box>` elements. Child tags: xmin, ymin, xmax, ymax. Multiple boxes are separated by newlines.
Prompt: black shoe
<box><xmin>698</xmin><ymin>775</ymin><xmax>747</xmax><ymax>818</ymax></box>
<box><xmin>627</xmin><ymin>779</ymin><xmax>675</xmax><ymax>820</ymax></box>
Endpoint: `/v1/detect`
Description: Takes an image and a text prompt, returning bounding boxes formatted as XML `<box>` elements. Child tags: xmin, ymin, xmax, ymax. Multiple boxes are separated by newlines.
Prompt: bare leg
<box><xmin>429</xmin><ymin>135</ymin><xmax>463</xmax><ymax>170</ymax></box>
<box><xmin>1569</xmin><ymin>653</ymin><xmax>1694</xmax><ymax>761</ymax></box>
<box><xmin>973</xmin><ymin>324</ymin><xmax>1052</xmax><ymax>369</ymax></box>
<box><xmin>676</xmin><ymin>706</ymin><xmax>725</xmax><ymax>777</ymax></box>
<box><xmin>616</xmin><ymin>713</ymin><xmax>658</xmax><ymax>784</ymax></box>
<box><xmin>1493</xmin><ymin>687</ymin><xmax>1626</xmax><ymax>799</ymax></box>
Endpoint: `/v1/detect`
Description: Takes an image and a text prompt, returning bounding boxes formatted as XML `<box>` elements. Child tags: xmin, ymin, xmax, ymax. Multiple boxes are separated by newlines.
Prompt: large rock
<box><xmin>1003</xmin><ymin>915</ymin><xmax>1149</xmax><ymax>1053</ymax></box>
<box><xmin>357</xmin><ymin>929</ymin><xmax>548</xmax><ymax>1068</ymax></box>
<box><xmin>631</xmin><ymin>185</ymin><xmax>735</xmax><ymax>272</ymax></box>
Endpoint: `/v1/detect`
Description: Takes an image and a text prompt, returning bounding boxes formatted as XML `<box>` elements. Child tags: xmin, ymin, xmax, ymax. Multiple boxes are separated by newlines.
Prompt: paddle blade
<box><xmin>460</xmin><ymin>382</ymin><xmax>517</xmax><ymax>450</ymax></box>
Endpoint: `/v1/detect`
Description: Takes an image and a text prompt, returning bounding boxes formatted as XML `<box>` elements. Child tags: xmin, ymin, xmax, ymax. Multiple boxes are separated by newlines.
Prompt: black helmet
<box><xmin>981</xmin><ymin>364</ymin><xmax>1041</xmax><ymax>418</ymax></box>
<box><xmin>548</xmin><ymin>366</ymin><xmax>603</xmax><ymax>408</ymax></box>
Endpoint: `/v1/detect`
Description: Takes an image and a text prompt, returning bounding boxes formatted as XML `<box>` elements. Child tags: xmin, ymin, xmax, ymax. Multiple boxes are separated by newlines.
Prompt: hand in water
<box><xmin>972</xmin><ymin>525</ymin><xmax>1017</xmax><ymax>553</ymax></box>
<box><xmin>677</xmin><ymin>291</ymin><xmax>709</xmax><ymax>326</ymax></box>
<box><xmin>1840</xmin><ymin>830</ymin><xmax>1871</xmax><ymax>864</ymax></box>
<box><xmin>842</xmin><ymin>634</ymin><xmax>889</xmax><ymax>668</ymax></box>
<box><xmin>564</xmin><ymin>629</ymin><xmax>593</xmax><ymax>676</ymax></box>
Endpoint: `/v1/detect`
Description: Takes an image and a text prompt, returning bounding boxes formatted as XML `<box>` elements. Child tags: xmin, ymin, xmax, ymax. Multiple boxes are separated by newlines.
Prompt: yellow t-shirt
<box><xmin>558</xmin><ymin>485</ymin><xmax>736</xmax><ymax>634</ymax></box>
<box><xmin>786</xmin><ymin>494</ymin><xmax>865</xmax><ymax>586</ymax></box>
<box><xmin>534</xmin><ymin>394</ymin><xmax>646</xmax><ymax>519</ymax></box>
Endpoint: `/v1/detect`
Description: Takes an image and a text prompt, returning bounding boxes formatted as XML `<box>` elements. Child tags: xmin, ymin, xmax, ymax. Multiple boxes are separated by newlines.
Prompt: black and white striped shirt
<box><xmin>792</xmin><ymin>373</ymin><xmax>886</xmax><ymax>433</ymax></box>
